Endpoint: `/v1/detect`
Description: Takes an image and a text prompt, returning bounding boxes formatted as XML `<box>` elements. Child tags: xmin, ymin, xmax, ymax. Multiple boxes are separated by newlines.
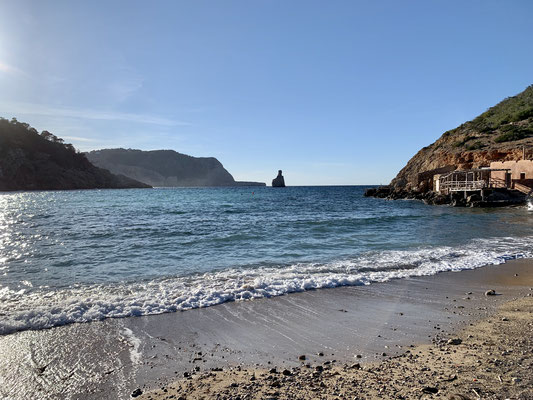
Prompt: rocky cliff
<box><xmin>86</xmin><ymin>149</ymin><xmax>266</xmax><ymax>187</ymax></box>
<box><xmin>390</xmin><ymin>85</ymin><xmax>533</xmax><ymax>192</ymax></box>
<box><xmin>0</xmin><ymin>118</ymin><xmax>151</xmax><ymax>191</ymax></box>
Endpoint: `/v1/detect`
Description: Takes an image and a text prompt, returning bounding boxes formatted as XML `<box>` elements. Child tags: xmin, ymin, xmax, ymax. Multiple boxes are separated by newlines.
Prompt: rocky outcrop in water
<box><xmin>86</xmin><ymin>149</ymin><xmax>266</xmax><ymax>187</ymax></box>
<box><xmin>364</xmin><ymin>185</ymin><xmax>526</xmax><ymax>207</ymax></box>
<box><xmin>272</xmin><ymin>170</ymin><xmax>286</xmax><ymax>187</ymax></box>
<box><xmin>0</xmin><ymin>118</ymin><xmax>150</xmax><ymax>191</ymax></box>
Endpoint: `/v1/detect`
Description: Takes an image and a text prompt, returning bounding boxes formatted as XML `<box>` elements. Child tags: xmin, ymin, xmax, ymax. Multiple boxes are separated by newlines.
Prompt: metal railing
<box><xmin>440</xmin><ymin>180</ymin><xmax>487</xmax><ymax>192</ymax></box>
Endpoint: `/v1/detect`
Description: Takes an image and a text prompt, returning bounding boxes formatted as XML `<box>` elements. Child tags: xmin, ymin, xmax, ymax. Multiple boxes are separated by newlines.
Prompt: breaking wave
<box><xmin>1</xmin><ymin>236</ymin><xmax>531</xmax><ymax>335</ymax></box>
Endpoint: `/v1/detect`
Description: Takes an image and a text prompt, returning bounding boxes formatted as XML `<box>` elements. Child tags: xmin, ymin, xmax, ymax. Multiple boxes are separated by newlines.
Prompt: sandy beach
<box><xmin>137</xmin><ymin>259</ymin><xmax>533</xmax><ymax>400</ymax></box>
<box><xmin>138</xmin><ymin>294</ymin><xmax>533</xmax><ymax>400</ymax></box>
<box><xmin>0</xmin><ymin>259</ymin><xmax>532</xmax><ymax>399</ymax></box>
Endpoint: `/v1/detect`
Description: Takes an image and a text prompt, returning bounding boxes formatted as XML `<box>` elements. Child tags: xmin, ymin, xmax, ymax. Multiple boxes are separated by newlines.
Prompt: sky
<box><xmin>0</xmin><ymin>1</ymin><xmax>532</xmax><ymax>185</ymax></box>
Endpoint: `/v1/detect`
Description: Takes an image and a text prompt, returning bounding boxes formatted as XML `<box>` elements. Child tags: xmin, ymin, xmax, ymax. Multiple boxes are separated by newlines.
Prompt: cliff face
<box><xmin>86</xmin><ymin>149</ymin><xmax>266</xmax><ymax>187</ymax></box>
<box><xmin>391</xmin><ymin>85</ymin><xmax>533</xmax><ymax>192</ymax></box>
<box><xmin>0</xmin><ymin>118</ymin><xmax>150</xmax><ymax>191</ymax></box>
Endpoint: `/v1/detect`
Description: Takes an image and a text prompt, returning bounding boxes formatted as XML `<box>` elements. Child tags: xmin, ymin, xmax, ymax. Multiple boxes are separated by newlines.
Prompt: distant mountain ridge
<box><xmin>0</xmin><ymin>118</ymin><xmax>150</xmax><ymax>191</ymax></box>
<box><xmin>390</xmin><ymin>85</ymin><xmax>533</xmax><ymax>191</ymax></box>
<box><xmin>86</xmin><ymin>148</ymin><xmax>266</xmax><ymax>187</ymax></box>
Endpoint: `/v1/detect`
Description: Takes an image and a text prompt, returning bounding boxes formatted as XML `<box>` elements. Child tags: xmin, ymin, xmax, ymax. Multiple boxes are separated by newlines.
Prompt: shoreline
<box><xmin>0</xmin><ymin>259</ymin><xmax>532</xmax><ymax>399</ymax></box>
<box><xmin>139</xmin><ymin>289</ymin><xmax>533</xmax><ymax>400</ymax></box>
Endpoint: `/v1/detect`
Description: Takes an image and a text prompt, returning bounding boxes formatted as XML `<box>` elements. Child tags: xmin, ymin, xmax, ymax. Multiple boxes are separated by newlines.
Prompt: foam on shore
<box><xmin>1</xmin><ymin>235</ymin><xmax>532</xmax><ymax>335</ymax></box>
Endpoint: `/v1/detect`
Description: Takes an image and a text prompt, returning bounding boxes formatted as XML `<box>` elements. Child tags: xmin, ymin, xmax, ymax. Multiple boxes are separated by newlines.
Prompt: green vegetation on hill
<box><xmin>0</xmin><ymin>118</ymin><xmax>151</xmax><ymax>191</ymax></box>
<box><xmin>390</xmin><ymin>85</ymin><xmax>533</xmax><ymax>190</ymax></box>
<box><xmin>442</xmin><ymin>85</ymin><xmax>533</xmax><ymax>147</ymax></box>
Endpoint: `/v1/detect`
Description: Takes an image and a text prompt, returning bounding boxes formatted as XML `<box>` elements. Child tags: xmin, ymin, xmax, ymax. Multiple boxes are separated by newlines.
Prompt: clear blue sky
<box><xmin>0</xmin><ymin>1</ymin><xmax>531</xmax><ymax>185</ymax></box>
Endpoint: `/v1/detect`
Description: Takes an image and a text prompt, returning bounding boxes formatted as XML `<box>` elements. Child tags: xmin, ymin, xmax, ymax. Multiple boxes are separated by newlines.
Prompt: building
<box><xmin>489</xmin><ymin>160</ymin><xmax>533</xmax><ymax>193</ymax></box>
<box><xmin>435</xmin><ymin>168</ymin><xmax>509</xmax><ymax>195</ymax></box>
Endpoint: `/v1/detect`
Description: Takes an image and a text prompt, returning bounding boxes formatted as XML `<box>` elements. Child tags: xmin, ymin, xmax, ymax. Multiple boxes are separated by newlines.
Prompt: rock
<box><xmin>466</xmin><ymin>193</ymin><xmax>481</xmax><ymax>203</ymax></box>
<box><xmin>487</xmin><ymin>191</ymin><xmax>513</xmax><ymax>202</ymax></box>
<box><xmin>131</xmin><ymin>388</ymin><xmax>143</xmax><ymax>398</ymax></box>
<box><xmin>485</xmin><ymin>289</ymin><xmax>497</xmax><ymax>296</ymax></box>
<box><xmin>364</xmin><ymin>186</ymin><xmax>391</xmax><ymax>198</ymax></box>
<box><xmin>447</xmin><ymin>338</ymin><xmax>462</xmax><ymax>345</ymax></box>
<box><xmin>272</xmin><ymin>170</ymin><xmax>286</xmax><ymax>187</ymax></box>
<box><xmin>269</xmin><ymin>368</ymin><xmax>277</xmax><ymax>374</ymax></box>
<box><xmin>350</xmin><ymin>363</ymin><xmax>361</xmax><ymax>369</ymax></box>
<box><xmin>282</xmin><ymin>369</ymin><xmax>292</xmax><ymax>376</ymax></box>
<box><xmin>315</xmin><ymin>365</ymin><xmax>324</xmax><ymax>372</ymax></box>
<box><xmin>421</xmin><ymin>386</ymin><xmax>439</xmax><ymax>394</ymax></box>
<box><xmin>298</xmin><ymin>355</ymin><xmax>306</xmax><ymax>361</ymax></box>
<box><xmin>502</xmin><ymin>317</ymin><xmax>509</xmax><ymax>321</ymax></box>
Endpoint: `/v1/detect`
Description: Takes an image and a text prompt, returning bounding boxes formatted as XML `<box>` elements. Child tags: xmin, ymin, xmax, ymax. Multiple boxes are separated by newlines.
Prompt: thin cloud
<box><xmin>0</xmin><ymin>61</ymin><xmax>28</xmax><ymax>77</ymax></box>
<box><xmin>62</xmin><ymin>136</ymin><xmax>97</xmax><ymax>142</ymax></box>
<box><xmin>0</xmin><ymin>102</ymin><xmax>190</xmax><ymax>127</ymax></box>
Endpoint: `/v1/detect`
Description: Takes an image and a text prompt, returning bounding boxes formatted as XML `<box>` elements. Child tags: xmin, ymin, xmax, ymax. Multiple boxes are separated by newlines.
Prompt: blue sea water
<box><xmin>1</xmin><ymin>186</ymin><xmax>532</xmax><ymax>335</ymax></box>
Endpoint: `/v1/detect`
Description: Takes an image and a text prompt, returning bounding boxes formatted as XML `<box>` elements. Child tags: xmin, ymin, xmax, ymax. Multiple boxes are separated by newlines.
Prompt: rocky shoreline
<box><xmin>364</xmin><ymin>186</ymin><xmax>528</xmax><ymax>207</ymax></box>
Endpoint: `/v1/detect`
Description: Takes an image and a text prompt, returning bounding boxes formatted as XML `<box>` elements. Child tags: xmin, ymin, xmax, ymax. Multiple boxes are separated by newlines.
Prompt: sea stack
<box><xmin>272</xmin><ymin>170</ymin><xmax>286</xmax><ymax>187</ymax></box>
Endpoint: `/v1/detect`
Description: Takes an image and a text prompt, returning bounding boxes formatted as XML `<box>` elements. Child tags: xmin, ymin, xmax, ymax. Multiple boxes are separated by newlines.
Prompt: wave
<box><xmin>0</xmin><ymin>236</ymin><xmax>532</xmax><ymax>335</ymax></box>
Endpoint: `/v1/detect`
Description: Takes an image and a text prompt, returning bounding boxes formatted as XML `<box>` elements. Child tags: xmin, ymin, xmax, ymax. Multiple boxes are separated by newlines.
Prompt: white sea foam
<box><xmin>0</xmin><ymin>236</ymin><xmax>532</xmax><ymax>335</ymax></box>
<box><xmin>120</xmin><ymin>327</ymin><xmax>142</xmax><ymax>364</ymax></box>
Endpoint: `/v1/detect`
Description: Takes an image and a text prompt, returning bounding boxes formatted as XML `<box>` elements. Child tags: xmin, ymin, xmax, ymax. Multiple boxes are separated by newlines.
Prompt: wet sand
<box><xmin>0</xmin><ymin>259</ymin><xmax>532</xmax><ymax>399</ymax></box>
<box><xmin>138</xmin><ymin>294</ymin><xmax>533</xmax><ymax>400</ymax></box>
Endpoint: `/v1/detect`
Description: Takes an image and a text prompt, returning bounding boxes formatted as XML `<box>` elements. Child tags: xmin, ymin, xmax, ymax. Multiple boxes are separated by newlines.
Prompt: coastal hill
<box><xmin>390</xmin><ymin>85</ymin><xmax>533</xmax><ymax>191</ymax></box>
<box><xmin>86</xmin><ymin>149</ymin><xmax>266</xmax><ymax>187</ymax></box>
<box><xmin>0</xmin><ymin>118</ymin><xmax>151</xmax><ymax>191</ymax></box>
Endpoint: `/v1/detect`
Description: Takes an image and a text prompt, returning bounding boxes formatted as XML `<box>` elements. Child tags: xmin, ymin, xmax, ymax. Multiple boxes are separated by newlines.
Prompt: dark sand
<box><xmin>0</xmin><ymin>259</ymin><xmax>532</xmax><ymax>400</ymax></box>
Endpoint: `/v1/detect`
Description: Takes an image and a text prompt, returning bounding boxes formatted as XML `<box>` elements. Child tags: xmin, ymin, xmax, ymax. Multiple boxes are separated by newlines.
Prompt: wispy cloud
<box><xmin>0</xmin><ymin>102</ymin><xmax>189</xmax><ymax>127</ymax></box>
<box><xmin>61</xmin><ymin>136</ymin><xmax>96</xmax><ymax>142</ymax></box>
<box><xmin>0</xmin><ymin>61</ymin><xmax>28</xmax><ymax>77</ymax></box>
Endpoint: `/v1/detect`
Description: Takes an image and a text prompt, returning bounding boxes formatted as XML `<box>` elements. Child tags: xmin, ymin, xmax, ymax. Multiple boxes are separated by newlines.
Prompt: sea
<box><xmin>1</xmin><ymin>186</ymin><xmax>532</xmax><ymax>336</ymax></box>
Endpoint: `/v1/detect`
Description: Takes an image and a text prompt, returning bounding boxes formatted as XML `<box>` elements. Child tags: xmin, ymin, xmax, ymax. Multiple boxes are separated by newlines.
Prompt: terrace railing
<box><xmin>440</xmin><ymin>180</ymin><xmax>487</xmax><ymax>192</ymax></box>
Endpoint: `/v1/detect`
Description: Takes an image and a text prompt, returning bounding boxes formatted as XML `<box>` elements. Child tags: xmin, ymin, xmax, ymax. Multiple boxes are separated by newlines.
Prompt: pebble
<box><xmin>131</xmin><ymin>388</ymin><xmax>143</xmax><ymax>398</ymax></box>
<box><xmin>485</xmin><ymin>289</ymin><xmax>496</xmax><ymax>296</ymax></box>
<box><xmin>447</xmin><ymin>338</ymin><xmax>462</xmax><ymax>345</ymax></box>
